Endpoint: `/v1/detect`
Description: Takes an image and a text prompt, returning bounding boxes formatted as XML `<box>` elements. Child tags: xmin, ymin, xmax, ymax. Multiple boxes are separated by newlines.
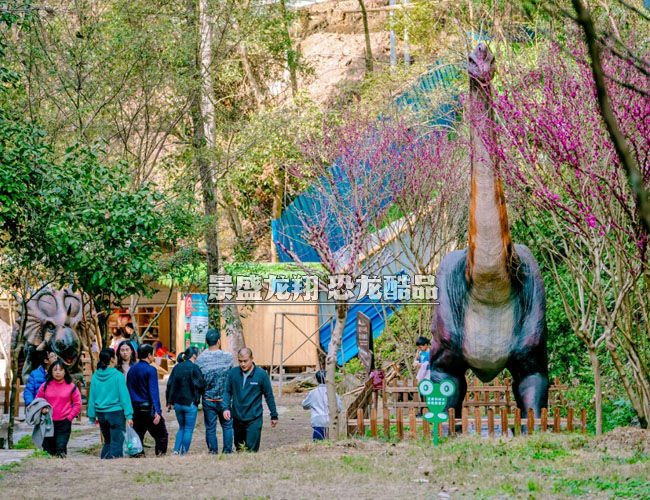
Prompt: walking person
<box><xmin>302</xmin><ymin>370</ymin><xmax>341</xmax><ymax>441</ymax></box>
<box><xmin>116</xmin><ymin>341</ymin><xmax>137</xmax><ymax>380</ymax></box>
<box><xmin>24</xmin><ymin>349</ymin><xmax>57</xmax><ymax>406</ymax></box>
<box><xmin>222</xmin><ymin>348</ymin><xmax>278</xmax><ymax>452</ymax></box>
<box><xmin>165</xmin><ymin>346</ymin><xmax>205</xmax><ymax>455</ymax></box>
<box><xmin>35</xmin><ymin>360</ymin><xmax>81</xmax><ymax>457</ymax></box>
<box><xmin>195</xmin><ymin>329</ymin><xmax>234</xmax><ymax>454</ymax></box>
<box><xmin>127</xmin><ymin>344</ymin><xmax>168</xmax><ymax>456</ymax></box>
<box><xmin>87</xmin><ymin>348</ymin><xmax>134</xmax><ymax>459</ymax></box>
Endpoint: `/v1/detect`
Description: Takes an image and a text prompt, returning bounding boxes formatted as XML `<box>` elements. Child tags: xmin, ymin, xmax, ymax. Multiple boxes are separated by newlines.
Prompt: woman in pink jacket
<box><xmin>36</xmin><ymin>360</ymin><xmax>81</xmax><ymax>457</ymax></box>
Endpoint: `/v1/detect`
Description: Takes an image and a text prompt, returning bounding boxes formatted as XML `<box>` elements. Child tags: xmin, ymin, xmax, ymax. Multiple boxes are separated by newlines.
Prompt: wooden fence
<box><xmin>346</xmin><ymin>376</ymin><xmax>587</xmax><ymax>439</ymax></box>
<box><xmin>348</xmin><ymin>406</ymin><xmax>587</xmax><ymax>439</ymax></box>
<box><xmin>0</xmin><ymin>377</ymin><xmax>24</xmax><ymax>417</ymax></box>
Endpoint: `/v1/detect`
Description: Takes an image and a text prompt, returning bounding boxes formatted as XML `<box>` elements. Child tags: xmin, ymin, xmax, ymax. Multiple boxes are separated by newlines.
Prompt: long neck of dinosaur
<box><xmin>466</xmin><ymin>79</ymin><xmax>514</xmax><ymax>303</ymax></box>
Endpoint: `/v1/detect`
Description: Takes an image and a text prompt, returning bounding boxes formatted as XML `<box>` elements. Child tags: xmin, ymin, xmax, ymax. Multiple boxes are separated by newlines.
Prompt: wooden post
<box><xmin>487</xmin><ymin>408</ymin><xmax>494</xmax><ymax>437</ymax></box>
<box><xmin>501</xmin><ymin>407</ymin><xmax>508</xmax><ymax>437</ymax></box>
<box><xmin>396</xmin><ymin>408</ymin><xmax>404</xmax><ymax>441</ymax></box>
<box><xmin>567</xmin><ymin>408</ymin><xmax>574</xmax><ymax>432</ymax></box>
<box><xmin>474</xmin><ymin>406</ymin><xmax>481</xmax><ymax>435</ymax></box>
<box><xmin>383</xmin><ymin>406</ymin><xmax>390</xmax><ymax>438</ymax></box>
<box><xmin>13</xmin><ymin>378</ymin><xmax>20</xmax><ymax>418</ymax></box>
<box><xmin>541</xmin><ymin>408</ymin><xmax>548</xmax><ymax>432</ymax></box>
<box><xmin>553</xmin><ymin>407</ymin><xmax>560</xmax><ymax>433</ymax></box>
<box><xmin>527</xmin><ymin>408</ymin><xmax>534</xmax><ymax>435</ymax></box>
<box><xmin>514</xmin><ymin>408</ymin><xmax>521</xmax><ymax>436</ymax></box>
<box><xmin>461</xmin><ymin>407</ymin><xmax>469</xmax><ymax>434</ymax></box>
<box><xmin>84</xmin><ymin>380</ymin><xmax>91</xmax><ymax>417</ymax></box>
<box><xmin>449</xmin><ymin>407</ymin><xmax>456</xmax><ymax>437</ymax></box>
<box><xmin>409</xmin><ymin>408</ymin><xmax>417</xmax><ymax>439</ymax></box>
<box><xmin>581</xmin><ymin>409</ymin><xmax>587</xmax><ymax>434</ymax></box>
<box><xmin>370</xmin><ymin>407</ymin><xmax>378</xmax><ymax>438</ymax></box>
<box><xmin>357</xmin><ymin>408</ymin><xmax>364</xmax><ymax>436</ymax></box>
<box><xmin>423</xmin><ymin>418</ymin><xmax>430</xmax><ymax>439</ymax></box>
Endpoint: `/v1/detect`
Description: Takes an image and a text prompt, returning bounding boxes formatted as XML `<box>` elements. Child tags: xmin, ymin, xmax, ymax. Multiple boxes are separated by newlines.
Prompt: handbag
<box><xmin>123</xmin><ymin>426</ymin><xmax>143</xmax><ymax>456</ymax></box>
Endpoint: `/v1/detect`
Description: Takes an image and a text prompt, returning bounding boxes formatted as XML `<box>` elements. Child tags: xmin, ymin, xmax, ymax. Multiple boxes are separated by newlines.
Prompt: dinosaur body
<box><xmin>430</xmin><ymin>44</ymin><xmax>549</xmax><ymax>417</ymax></box>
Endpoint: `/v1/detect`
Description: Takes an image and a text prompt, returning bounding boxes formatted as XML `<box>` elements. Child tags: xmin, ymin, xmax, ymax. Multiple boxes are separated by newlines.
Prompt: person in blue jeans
<box><xmin>195</xmin><ymin>329</ymin><xmax>234</xmax><ymax>454</ymax></box>
<box><xmin>165</xmin><ymin>346</ymin><xmax>204</xmax><ymax>455</ymax></box>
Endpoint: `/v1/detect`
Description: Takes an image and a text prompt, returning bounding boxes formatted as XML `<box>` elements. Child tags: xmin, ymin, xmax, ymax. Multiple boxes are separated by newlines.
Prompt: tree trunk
<box><xmin>186</xmin><ymin>0</ymin><xmax>221</xmax><ymax>329</ymax></box>
<box><xmin>358</xmin><ymin>0</ymin><xmax>374</xmax><ymax>74</ymax></box>
<box><xmin>7</xmin><ymin>303</ymin><xmax>28</xmax><ymax>449</ymax></box>
<box><xmin>588</xmin><ymin>347</ymin><xmax>603</xmax><ymax>435</ymax></box>
<box><xmin>270</xmin><ymin>167</ymin><xmax>284</xmax><ymax>263</ymax></box>
<box><xmin>237</xmin><ymin>42</ymin><xmax>265</xmax><ymax>107</ymax></box>
<box><xmin>279</xmin><ymin>0</ymin><xmax>298</xmax><ymax>97</ymax></box>
<box><xmin>7</xmin><ymin>347</ymin><xmax>20</xmax><ymax>449</ymax></box>
<box><xmin>221</xmin><ymin>301</ymin><xmax>246</xmax><ymax>356</ymax></box>
<box><xmin>326</xmin><ymin>302</ymin><xmax>349</xmax><ymax>440</ymax></box>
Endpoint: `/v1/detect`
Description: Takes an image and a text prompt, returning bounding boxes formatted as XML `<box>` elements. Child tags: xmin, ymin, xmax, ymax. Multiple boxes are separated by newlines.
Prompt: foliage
<box><xmin>36</xmin><ymin>143</ymin><xmax>197</xmax><ymax>328</ymax></box>
<box><xmin>488</xmin><ymin>34</ymin><xmax>650</xmax><ymax>427</ymax></box>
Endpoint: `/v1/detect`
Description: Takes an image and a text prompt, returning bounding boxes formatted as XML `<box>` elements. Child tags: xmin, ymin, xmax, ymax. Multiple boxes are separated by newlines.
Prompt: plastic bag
<box><xmin>123</xmin><ymin>425</ymin><xmax>143</xmax><ymax>456</ymax></box>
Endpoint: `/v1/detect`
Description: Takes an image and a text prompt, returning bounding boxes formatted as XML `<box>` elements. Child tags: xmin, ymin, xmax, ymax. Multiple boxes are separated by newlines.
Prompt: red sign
<box><xmin>185</xmin><ymin>295</ymin><xmax>193</xmax><ymax>318</ymax></box>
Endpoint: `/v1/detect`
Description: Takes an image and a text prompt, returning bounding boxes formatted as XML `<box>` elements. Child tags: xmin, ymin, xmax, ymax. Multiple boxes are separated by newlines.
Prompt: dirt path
<box><xmin>66</xmin><ymin>391</ymin><xmax>313</xmax><ymax>457</ymax></box>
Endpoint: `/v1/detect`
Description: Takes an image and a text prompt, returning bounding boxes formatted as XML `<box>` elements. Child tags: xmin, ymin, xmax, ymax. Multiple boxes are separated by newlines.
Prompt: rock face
<box><xmin>295</xmin><ymin>0</ymin><xmax>394</xmax><ymax>106</ymax></box>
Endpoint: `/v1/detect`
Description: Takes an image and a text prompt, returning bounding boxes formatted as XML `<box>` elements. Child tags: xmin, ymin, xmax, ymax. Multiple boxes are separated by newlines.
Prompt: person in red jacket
<box><xmin>36</xmin><ymin>360</ymin><xmax>81</xmax><ymax>457</ymax></box>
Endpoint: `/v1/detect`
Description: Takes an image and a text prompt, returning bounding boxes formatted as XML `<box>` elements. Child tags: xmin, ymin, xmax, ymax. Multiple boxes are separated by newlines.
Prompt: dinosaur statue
<box><xmin>12</xmin><ymin>287</ymin><xmax>87</xmax><ymax>383</ymax></box>
<box><xmin>429</xmin><ymin>43</ymin><xmax>549</xmax><ymax>418</ymax></box>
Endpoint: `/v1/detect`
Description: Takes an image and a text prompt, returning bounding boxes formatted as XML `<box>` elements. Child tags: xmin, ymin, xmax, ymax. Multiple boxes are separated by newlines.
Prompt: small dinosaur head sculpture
<box><xmin>13</xmin><ymin>287</ymin><xmax>86</xmax><ymax>381</ymax></box>
<box><xmin>468</xmin><ymin>42</ymin><xmax>495</xmax><ymax>85</ymax></box>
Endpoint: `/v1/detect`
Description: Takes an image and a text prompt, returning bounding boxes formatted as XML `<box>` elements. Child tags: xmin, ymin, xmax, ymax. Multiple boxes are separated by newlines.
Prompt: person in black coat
<box><xmin>165</xmin><ymin>346</ymin><xmax>205</xmax><ymax>455</ymax></box>
<box><xmin>222</xmin><ymin>348</ymin><xmax>278</xmax><ymax>452</ymax></box>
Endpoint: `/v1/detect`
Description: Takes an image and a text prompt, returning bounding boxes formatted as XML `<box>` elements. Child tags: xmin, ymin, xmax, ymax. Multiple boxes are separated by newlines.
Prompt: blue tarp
<box><xmin>318</xmin><ymin>296</ymin><xmax>402</xmax><ymax>365</ymax></box>
<box><xmin>271</xmin><ymin>62</ymin><xmax>464</xmax><ymax>362</ymax></box>
<box><xmin>272</xmin><ymin>60</ymin><xmax>462</xmax><ymax>264</ymax></box>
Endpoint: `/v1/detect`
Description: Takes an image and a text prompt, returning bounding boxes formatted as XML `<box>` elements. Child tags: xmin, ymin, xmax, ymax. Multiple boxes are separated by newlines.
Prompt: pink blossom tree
<box><xmin>485</xmin><ymin>36</ymin><xmax>649</xmax><ymax>429</ymax></box>
<box><xmin>280</xmin><ymin>112</ymin><xmax>468</xmax><ymax>437</ymax></box>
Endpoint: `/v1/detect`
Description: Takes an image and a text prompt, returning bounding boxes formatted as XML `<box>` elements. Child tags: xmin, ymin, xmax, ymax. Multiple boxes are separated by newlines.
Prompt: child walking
<box><xmin>301</xmin><ymin>370</ymin><xmax>341</xmax><ymax>441</ymax></box>
<box><xmin>35</xmin><ymin>360</ymin><xmax>81</xmax><ymax>457</ymax></box>
<box><xmin>414</xmin><ymin>336</ymin><xmax>431</xmax><ymax>382</ymax></box>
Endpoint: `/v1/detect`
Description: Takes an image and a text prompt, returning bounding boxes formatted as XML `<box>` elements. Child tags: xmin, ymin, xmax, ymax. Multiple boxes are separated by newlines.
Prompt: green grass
<box><xmin>133</xmin><ymin>471</ymin><xmax>178</xmax><ymax>484</ymax></box>
<box><xmin>13</xmin><ymin>435</ymin><xmax>35</xmax><ymax>450</ymax></box>
<box><xmin>1</xmin><ymin>432</ymin><xmax>648</xmax><ymax>499</ymax></box>
<box><xmin>553</xmin><ymin>476</ymin><xmax>650</xmax><ymax>497</ymax></box>
<box><xmin>80</xmin><ymin>443</ymin><xmax>102</xmax><ymax>455</ymax></box>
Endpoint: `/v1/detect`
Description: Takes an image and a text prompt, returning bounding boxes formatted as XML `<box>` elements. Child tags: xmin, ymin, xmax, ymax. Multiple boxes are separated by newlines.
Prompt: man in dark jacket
<box><xmin>223</xmin><ymin>348</ymin><xmax>278</xmax><ymax>452</ymax></box>
<box><xmin>127</xmin><ymin>344</ymin><xmax>168</xmax><ymax>456</ymax></box>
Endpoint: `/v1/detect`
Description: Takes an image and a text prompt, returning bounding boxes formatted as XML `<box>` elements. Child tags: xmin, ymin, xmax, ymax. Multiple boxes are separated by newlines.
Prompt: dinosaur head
<box><xmin>14</xmin><ymin>287</ymin><xmax>86</xmax><ymax>379</ymax></box>
<box><xmin>468</xmin><ymin>42</ymin><xmax>495</xmax><ymax>85</ymax></box>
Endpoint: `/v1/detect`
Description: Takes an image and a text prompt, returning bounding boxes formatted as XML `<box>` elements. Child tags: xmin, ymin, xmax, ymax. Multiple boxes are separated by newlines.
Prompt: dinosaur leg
<box><xmin>511</xmin><ymin>372</ymin><xmax>549</xmax><ymax>418</ymax></box>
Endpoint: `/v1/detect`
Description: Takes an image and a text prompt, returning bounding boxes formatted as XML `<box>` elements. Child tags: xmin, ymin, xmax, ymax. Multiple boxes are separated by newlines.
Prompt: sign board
<box><xmin>184</xmin><ymin>293</ymin><xmax>208</xmax><ymax>349</ymax></box>
<box><xmin>356</xmin><ymin>311</ymin><xmax>374</xmax><ymax>373</ymax></box>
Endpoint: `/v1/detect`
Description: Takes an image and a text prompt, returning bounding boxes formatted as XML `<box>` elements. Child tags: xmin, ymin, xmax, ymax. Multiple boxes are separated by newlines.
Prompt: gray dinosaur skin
<box><xmin>430</xmin><ymin>244</ymin><xmax>549</xmax><ymax>417</ymax></box>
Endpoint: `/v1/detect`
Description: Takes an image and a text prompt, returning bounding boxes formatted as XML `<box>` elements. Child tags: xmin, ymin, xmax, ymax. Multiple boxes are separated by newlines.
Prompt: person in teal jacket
<box><xmin>87</xmin><ymin>348</ymin><xmax>134</xmax><ymax>459</ymax></box>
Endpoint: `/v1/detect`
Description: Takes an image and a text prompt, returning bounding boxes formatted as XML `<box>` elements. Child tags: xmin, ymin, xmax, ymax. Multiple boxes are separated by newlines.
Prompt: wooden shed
<box><xmin>175</xmin><ymin>292</ymin><xmax>320</xmax><ymax>370</ymax></box>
